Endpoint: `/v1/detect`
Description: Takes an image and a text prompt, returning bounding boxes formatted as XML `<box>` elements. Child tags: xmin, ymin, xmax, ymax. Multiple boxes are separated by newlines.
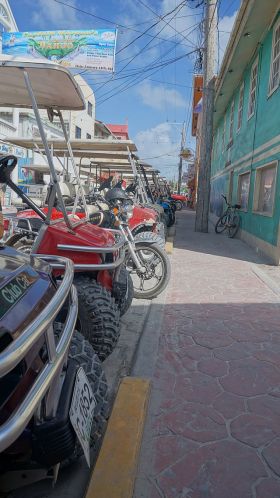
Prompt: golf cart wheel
<box><xmin>175</xmin><ymin>200</ymin><xmax>183</xmax><ymax>211</ymax></box>
<box><xmin>74</xmin><ymin>276</ymin><xmax>120</xmax><ymax>361</ymax></box>
<box><xmin>6</xmin><ymin>233</ymin><xmax>34</xmax><ymax>253</ymax></box>
<box><xmin>115</xmin><ymin>267</ymin><xmax>134</xmax><ymax>316</ymax></box>
<box><xmin>134</xmin><ymin>231</ymin><xmax>166</xmax><ymax>251</ymax></box>
<box><xmin>32</xmin><ymin>329</ymin><xmax>108</xmax><ymax>468</ymax></box>
<box><xmin>65</xmin><ymin>331</ymin><xmax>109</xmax><ymax>465</ymax></box>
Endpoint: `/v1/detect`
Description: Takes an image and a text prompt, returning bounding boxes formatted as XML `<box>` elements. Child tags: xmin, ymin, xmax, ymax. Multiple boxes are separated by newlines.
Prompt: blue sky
<box><xmin>9</xmin><ymin>0</ymin><xmax>240</xmax><ymax>178</ymax></box>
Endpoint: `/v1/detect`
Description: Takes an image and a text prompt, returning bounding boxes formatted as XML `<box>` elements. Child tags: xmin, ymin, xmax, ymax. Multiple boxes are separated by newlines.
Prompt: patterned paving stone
<box><xmin>197</xmin><ymin>357</ymin><xmax>228</xmax><ymax>377</ymax></box>
<box><xmin>220</xmin><ymin>359</ymin><xmax>279</xmax><ymax>396</ymax></box>
<box><xmin>174</xmin><ymin>371</ymin><xmax>222</xmax><ymax>404</ymax></box>
<box><xmin>248</xmin><ymin>395</ymin><xmax>280</xmax><ymax>419</ymax></box>
<box><xmin>157</xmin><ymin>441</ymin><xmax>267</xmax><ymax>498</ymax></box>
<box><xmin>212</xmin><ymin>391</ymin><xmax>246</xmax><ymax>419</ymax></box>
<box><xmin>153</xmin><ymin>436</ymin><xmax>198</xmax><ymax>475</ymax></box>
<box><xmin>230</xmin><ymin>413</ymin><xmax>279</xmax><ymax>447</ymax></box>
<box><xmin>262</xmin><ymin>438</ymin><xmax>280</xmax><ymax>476</ymax></box>
<box><xmin>255</xmin><ymin>477</ymin><xmax>280</xmax><ymax>497</ymax></box>
<box><xmin>153</xmin><ymin>402</ymin><xmax>227</xmax><ymax>443</ymax></box>
<box><xmin>194</xmin><ymin>333</ymin><xmax>234</xmax><ymax>349</ymax></box>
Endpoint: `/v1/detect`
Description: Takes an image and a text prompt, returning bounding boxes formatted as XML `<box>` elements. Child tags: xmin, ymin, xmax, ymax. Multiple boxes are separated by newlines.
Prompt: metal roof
<box><xmin>0</xmin><ymin>55</ymin><xmax>85</xmax><ymax>110</ymax></box>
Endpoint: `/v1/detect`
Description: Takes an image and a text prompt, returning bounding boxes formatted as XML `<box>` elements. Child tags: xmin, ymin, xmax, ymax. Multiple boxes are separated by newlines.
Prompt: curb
<box><xmin>251</xmin><ymin>265</ymin><xmax>280</xmax><ymax>297</ymax></box>
<box><xmin>85</xmin><ymin>377</ymin><xmax>151</xmax><ymax>498</ymax></box>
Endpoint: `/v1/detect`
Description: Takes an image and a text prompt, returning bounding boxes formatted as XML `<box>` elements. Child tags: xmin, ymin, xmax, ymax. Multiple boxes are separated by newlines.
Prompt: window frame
<box><xmin>247</xmin><ymin>58</ymin><xmax>259</xmax><ymax>120</ymax></box>
<box><xmin>86</xmin><ymin>133</ymin><xmax>92</xmax><ymax>140</ymax></box>
<box><xmin>237</xmin><ymin>171</ymin><xmax>251</xmax><ymax>212</ymax></box>
<box><xmin>253</xmin><ymin>161</ymin><xmax>278</xmax><ymax>217</ymax></box>
<box><xmin>268</xmin><ymin>18</ymin><xmax>280</xmax><ymax>97</ymax></box>
<box><xmin>75</xmin><ymin>125</ymin><xmax>81</xmax><ymax>139</ymax></box>
<box><xmin>87</xmin><ymin>101</ymin><xmax>93</xmax><ymax>117</ymax></box>
<box><xmin>237</xmin><ymin>82</ymin><xmax>244</xmax><ymax>132</ymax></box>
<box><xmin>229</xmin><ymin>99</ymin><xmax>235</xmax><ymax>144</ymax></box>
<box><xmin>222</xmin><ymin>114</ymin><xmax>226</xmax><ymax>152</ymax></box>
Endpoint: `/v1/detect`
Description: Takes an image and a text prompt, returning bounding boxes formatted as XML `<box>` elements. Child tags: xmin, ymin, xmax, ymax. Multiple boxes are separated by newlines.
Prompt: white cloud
<box><xmin>134</xmin><ymin>122</ymin><xmax>182</xmax><ymax>178</ymax></box>
<box><xmin>137</xmin><ymin>80</ymin><xmax>185</xmax><ymax>110</ymax></box>
<box><xmin>218</xmin><ymin>11</ymin><xmax>238</xmax><ymax>70</ymax></box>
<box><xmin>30</xmin><ymin>0</ymin><xmax>91</xmax><ymax>30</ymax></box>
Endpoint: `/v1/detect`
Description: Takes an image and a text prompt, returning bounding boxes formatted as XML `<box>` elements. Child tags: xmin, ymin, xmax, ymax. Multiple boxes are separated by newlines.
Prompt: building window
<box><xmin>75</xmin><ymin>126</ymin><xmax>81</xmax><ymax>139</ymax></box>
<box><xmin>253</xmin><ymin>162</ymin><xmax>277</xmax><ymax>215</ymax></box>
<box><xmin>269</xmin><ymin>19</ymin><xmax>280</xmax><ymax>95</ymax></box>
<box><xmin>237</xmin><ymin>82</ymin><xmax>244</xmax><ymax>131</ymax></box>
<box><xmin>248</xmin><ymin>59</ymin><xmax>258</xmax><ymax>119</ymax></box>
<box><xmin>238</xmin><ymin>172</ymin><xmax>250</xmax><ymax>210</ymax></box>
<box><xmin>86</xmin><ymin>133</ymin><xmax>92</xmax><ymax>139</ymax></box>
<box><xmin>229</xmin><ymin>100</ymin><xmax>234</xmax><ymax>143</ymax></box>
<box><xmin>87</xmin><ymin>101</ymin><xmax>93</xmax><ymax>117</ymax></box>
<box><xmin>222</xmin><ymin>115</ymin><xmax>226</xmax><ymax>151</ymax></box>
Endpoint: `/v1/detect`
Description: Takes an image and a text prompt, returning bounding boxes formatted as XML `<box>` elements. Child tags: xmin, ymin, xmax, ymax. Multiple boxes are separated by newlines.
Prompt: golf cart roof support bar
<box><xmin>6</xmin><ymin>178</ymin><xmax>47</xmax><ymax>221</ymax></box>
<box><xmin>0</xmin><ymin>285</ymin><xmax>77</xmax><ymax>452</ymax></box>
<box><xmin>57</xmin><ymin>110</ymin><xmax>89</xmax><ymax>219</ymax></box>
<box><xmin>22</xmin><ymin>69</ymin><xmax>73</xmax><ymax>231</ymax></box>
<box><xmin>127</xmin><ymin>149</ymin><xmax>148</xmax><ymax>204</ymax></box>
<box><xmin>140</xmin><ymin>164</ymin><xmax>155</xmax><ymax>203</ymax></box>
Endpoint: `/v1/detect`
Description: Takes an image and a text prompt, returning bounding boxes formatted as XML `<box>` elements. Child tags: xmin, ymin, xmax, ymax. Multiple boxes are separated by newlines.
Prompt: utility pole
<box><xmin>177</xmin><ymin>123</ymin><xmax>185</xmax><ymax>194</ymax></box>
<box><xmin>195</xmin><ymin>0</ymin><xmax>217</xmax><ymax>232</ymax></box>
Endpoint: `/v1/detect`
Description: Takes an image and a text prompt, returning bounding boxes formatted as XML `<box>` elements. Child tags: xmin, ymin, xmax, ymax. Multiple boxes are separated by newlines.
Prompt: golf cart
<box><xmin>0</xmin><ymin>200</ymin><xmax>108</xmax><ymax>489</ymax></box>
<box><xmin>0</xmin><ymin>55</ymin><xmax>132</xmax><ymax>361</ymax></box>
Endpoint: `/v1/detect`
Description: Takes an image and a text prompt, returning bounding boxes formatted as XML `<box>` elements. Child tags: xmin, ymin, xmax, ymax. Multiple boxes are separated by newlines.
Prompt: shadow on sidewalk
<box><xmin>173</xmin><ymin>210</ymin><xmax>273</xmax><ymax>266</ymax></box>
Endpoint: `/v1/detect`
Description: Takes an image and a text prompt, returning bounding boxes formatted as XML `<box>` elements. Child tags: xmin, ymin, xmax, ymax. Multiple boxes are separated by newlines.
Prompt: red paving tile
<box><xmin>134</xmin><ymin>211</ymin><xmax>280</xmax><ymax>498</ymax></box>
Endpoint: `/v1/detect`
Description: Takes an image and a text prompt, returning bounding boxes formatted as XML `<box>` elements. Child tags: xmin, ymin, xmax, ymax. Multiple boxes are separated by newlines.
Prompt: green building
<box><xmin>210</xmin><ymin>0</ymin><xmax>280</xmax><ymax>263</ymax></box>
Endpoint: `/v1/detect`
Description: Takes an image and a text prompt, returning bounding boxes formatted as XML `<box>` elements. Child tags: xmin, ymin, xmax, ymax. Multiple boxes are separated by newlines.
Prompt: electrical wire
<box><xmin>52</xmin><ymin>0</ymin><xmax>191</xmax><ymax>47</ymax></box>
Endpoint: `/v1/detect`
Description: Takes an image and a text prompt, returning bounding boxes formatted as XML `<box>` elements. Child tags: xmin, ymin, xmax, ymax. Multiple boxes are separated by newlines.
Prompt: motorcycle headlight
<box><xmin>122</xmin><ymin>203</ymin><xmax>134</xmax><ymax>219</ymax></box>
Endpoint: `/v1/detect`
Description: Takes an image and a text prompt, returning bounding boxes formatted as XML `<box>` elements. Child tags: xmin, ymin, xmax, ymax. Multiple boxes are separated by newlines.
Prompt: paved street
<box><xmin>134</xmin><ymin>210</ymin><xmax>280</xmax><ymax>498</ymax></box>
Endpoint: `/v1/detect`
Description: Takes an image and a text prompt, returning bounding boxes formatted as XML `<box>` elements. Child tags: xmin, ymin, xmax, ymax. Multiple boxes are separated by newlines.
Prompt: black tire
<box><xmin>167</xmin><ymin>209</ymin><xmax>176</xmax><ymax>227</ymax></box>
<box><xmin>175</xmin><ymin>200</ymin><xmax>183</xmax><ymax>211</ymax></box>
<box><xmin>126</xmin><ymin>241</ymin><xmax>171</xmax><ymax>299</ymax></box>
<box><xmin>74</xmin><ymin>276</ymin><xmax>120</xmax><ymax>361</ymax></box>
<box><xmin>228</xmin><ymin>213</ymin><xmax>240</xmax><ymax>238</ymax></box>
<box><xmin>6</xmin><ymin>233</ymin><xmax>34</xmax><ymax>253</ymax></box>
<box><xmin>215</xmin><ymin>214</ymin><xmax>227</xmax><ymax>234</ymax></box>
<box><xmin>66</xmin><ymin>331</ymin><xmax>109</xmax><ymax>464</ymax></box>
<box><xmin>134</xmin><ymin>231</ymin><xmax>166</xmax><ymax>251</ymax></box>
<box><xmin>115</xmin><ymin>267</ymin><xmax>134</xmax><ymax>316</ymax></box>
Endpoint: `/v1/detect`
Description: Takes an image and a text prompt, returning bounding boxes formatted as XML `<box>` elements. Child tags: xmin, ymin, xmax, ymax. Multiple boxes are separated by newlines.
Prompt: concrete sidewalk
<box><xmin>133</xmin><ymin>210</ymin><xmax>280</xmax><ymax>498</ymax></box>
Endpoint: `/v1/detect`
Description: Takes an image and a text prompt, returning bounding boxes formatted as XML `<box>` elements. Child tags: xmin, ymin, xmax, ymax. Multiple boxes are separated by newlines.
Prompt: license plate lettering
<box><xmin>70</xmin><ymin>368</ymin><xmax>96</xmax><ymax>467</ymax></box>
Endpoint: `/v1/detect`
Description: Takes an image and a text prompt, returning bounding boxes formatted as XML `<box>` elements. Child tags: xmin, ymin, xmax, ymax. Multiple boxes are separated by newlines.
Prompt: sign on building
<box><xmin>2</xmin><ymin>29</ymin><xmax>117</xmax><ymax>71</ymax></box>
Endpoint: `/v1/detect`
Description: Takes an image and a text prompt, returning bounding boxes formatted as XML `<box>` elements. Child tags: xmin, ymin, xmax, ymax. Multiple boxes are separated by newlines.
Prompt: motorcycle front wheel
<box><xmin>125</xmin><ymin>241</ymin><xmax>171</xmax><ymax>299</ymax></box>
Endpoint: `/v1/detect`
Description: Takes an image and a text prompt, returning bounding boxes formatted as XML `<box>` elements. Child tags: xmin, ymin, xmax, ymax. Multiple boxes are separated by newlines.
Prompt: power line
<box><xmin>52</xmin><ymin>0</ymin><xmax>192</xmax><ymax>46</ymax></box>
<box><xmin>135</xmin><ymin>0</ymin><xmax>200</xmax><ymax>47</ymax></box>
<box><xmin>95</xmin><ymin>48</ymin><xmax>198</xmax><ymax>106</ymax></box>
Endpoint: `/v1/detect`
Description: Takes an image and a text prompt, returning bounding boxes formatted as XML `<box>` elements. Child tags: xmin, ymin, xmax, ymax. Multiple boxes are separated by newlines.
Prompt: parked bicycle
<box><xmin>215</xmin><ymin>194</ymin><xmax>241</xmax><ymax>238</ymax></box>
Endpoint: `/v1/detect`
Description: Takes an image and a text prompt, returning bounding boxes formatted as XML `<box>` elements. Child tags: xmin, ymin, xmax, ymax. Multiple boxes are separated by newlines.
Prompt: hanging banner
<box><xmin>2</xmin><ymin>29</ymin><xmax>117</xmax><ymax>71</ymax></box>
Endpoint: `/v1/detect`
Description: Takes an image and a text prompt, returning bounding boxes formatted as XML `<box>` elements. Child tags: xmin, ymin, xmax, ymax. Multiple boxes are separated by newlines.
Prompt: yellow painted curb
<box><xmin>85</xmin><ymin>377</ymin><xmax>151</xmax><ymax>498</ymax></box>
<box><xmin>165</xmin><ymin>239</ymin><xmax>173</xmax><ymax>254</ymax></box>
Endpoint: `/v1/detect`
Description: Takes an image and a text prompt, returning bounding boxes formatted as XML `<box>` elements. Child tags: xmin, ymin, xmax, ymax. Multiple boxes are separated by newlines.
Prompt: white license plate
<box><xmin>69</xmin><ymin>367</ymin><xmax>96</xmax><ymax>467</ymax></box>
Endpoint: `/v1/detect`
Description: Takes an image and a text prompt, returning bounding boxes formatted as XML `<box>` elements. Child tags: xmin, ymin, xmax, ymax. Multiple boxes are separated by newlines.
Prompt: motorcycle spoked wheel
<box><xmin>125</xmin><ymin>241</ymin><xmax>171</xmax><ymax>299</ymax></box>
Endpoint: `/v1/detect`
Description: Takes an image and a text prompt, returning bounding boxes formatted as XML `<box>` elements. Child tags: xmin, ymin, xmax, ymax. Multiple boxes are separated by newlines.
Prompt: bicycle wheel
<box><xmin>228</xmin><ymin>213</ymin><xmax>240</xmax><ymax>238</ymax></box>
<box><xmin>215</xmin><ymin>214</ymin><xmax>228</xmax><ymax>234</ymax></box>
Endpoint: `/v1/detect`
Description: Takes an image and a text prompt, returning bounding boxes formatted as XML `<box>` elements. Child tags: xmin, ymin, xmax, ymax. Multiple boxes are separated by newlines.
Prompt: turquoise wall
<box><xmin>211</xmin><ymin>15</ymin><xmax>280</xmax><ymax>247</ymax></box>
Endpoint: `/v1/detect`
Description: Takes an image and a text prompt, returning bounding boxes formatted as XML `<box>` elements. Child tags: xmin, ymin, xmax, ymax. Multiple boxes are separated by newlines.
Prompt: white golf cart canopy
<box><xmin>0</xmin><ymin>55</ymin><xmax>85</xmax><ymax>110</ymax></box>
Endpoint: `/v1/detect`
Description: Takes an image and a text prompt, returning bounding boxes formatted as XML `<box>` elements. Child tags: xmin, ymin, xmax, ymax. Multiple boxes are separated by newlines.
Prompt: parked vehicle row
<box><xmin>0</xmin><ymin>55</ymin><xmax>179</xmax><ymax>492</ymax></box>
